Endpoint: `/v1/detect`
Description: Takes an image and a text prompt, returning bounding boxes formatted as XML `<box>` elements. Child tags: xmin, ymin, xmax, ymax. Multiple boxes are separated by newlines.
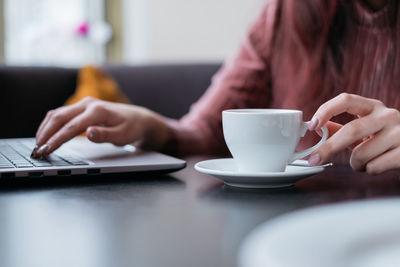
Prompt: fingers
<box><xmin>312</xmin><ymin>93</ymin><xmax>383</xmax><ymax>129</ymax></box>
<box><xmin>309</xmin><ymin>113</ymin><xmax>387</xmax><ymax>166</ymax></box>
<box><xmin>87</xmin><ymin>125</ymin><xmax>132</xmax><ymax>146</ymax></box>
<box><xmin>36</xmin><ymin>110</ymin><xmax>55</xmax><ymax>140</ymax></box>
<box><xmin>316</xmin><ymin>121</ymin><xmax>365</xmax><ymax>149</ymax></box>
<box><xmin>32</xmin><ymin>98</ymin><xmax>144</xmax><ymax>158</ymax></box>
<box><xmin>36</xmin><ymin>105</ymin><xmax>84</xmax><ymax>146</ymax></box>
<box><xmin>307</xmin><ymin>93</ymin><xmax>400</xmax><ymax>168</ymax></box>
<box><xmin>41</xmin><ymin>109</ymin><xmax>108</xmax><ymax>155</ymax></box>
<box><xmin>35</xmin><ymin>97</ymin><xmax>95</xmax><ymax>146</ymax></box>
<box><xmin>350</xmin><ymin>126</ymin><xmax>400</xmax><ymax>171</ymax></box>
<box><xmin>364</xmin><ymin>146</ymin><xmax>400</xmax><ymax>175</ymax></box>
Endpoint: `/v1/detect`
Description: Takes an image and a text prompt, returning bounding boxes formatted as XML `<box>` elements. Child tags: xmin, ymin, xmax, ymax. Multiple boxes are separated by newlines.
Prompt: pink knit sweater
<box><xmin>165</xmin><ymin>0</ymin><xmax>400</xmax><ymax>163</ymax></box>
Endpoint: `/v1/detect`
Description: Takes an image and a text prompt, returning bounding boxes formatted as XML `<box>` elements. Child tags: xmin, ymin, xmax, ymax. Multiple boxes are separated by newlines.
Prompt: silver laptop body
<box><xmin>0</xmin><ymin>137</ymin><xmax>186</xmax><ymax>178</ymax></box>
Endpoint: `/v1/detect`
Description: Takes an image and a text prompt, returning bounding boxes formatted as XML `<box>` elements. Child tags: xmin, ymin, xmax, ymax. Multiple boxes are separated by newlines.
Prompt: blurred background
<box><xmin>0</xmin><ymin>0</ymin><xmax>265</xmax><ymax>66</ymax></box>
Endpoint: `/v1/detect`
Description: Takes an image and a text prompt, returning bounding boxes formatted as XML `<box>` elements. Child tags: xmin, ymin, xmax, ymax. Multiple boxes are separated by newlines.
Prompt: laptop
<box><xmin>0</xmin><ymin>137</ymin><xmax>186</xmax><ymax>178</ymax></box>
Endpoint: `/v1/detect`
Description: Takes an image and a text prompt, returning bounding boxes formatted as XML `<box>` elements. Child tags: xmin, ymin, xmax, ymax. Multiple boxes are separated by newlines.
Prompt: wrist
<box><xmin>139</xmin><ymin>108</ymin><xmax>172</xmax><ymax>151</ymax></box>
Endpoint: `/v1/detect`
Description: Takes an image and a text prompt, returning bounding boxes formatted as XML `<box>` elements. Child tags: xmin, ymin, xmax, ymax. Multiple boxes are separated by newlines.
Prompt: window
<box><xmin>4</xmin><ymin>0</ymin><xmax>111</xmax><ymax>66</ymax></box>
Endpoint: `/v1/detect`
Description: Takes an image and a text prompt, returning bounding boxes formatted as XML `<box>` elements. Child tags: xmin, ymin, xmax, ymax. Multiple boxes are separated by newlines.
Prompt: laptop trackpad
<box><xmin>59</xmin><ymin>137</ymin><xmax>139</xmax><ymax>162</ymax></box>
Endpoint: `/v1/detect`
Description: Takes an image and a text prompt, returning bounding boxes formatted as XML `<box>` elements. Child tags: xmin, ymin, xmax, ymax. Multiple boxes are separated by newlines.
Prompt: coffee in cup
<box><xmin>222</xmin><ymin>109</ymin><xmax>328</xmax><ymax>172</ymax></box>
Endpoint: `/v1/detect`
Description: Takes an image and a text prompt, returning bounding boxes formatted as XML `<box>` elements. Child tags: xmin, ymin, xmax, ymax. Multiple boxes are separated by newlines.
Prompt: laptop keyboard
<box><xmin>0</xmin><ymin>141</ymin><xmax>88</xmax><ymax>169</ymax></box>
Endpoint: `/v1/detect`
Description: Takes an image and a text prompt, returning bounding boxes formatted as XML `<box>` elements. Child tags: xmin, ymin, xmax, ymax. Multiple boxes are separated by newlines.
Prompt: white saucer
<box><xmin>239</xmin><ymin>198</ymin><xmax>400</xmax><ymax>267</ymax></box>
<box><xmin>194</xmin><ymin>158</ymin><xmax>325</xmax><ymax>188</ymax></box>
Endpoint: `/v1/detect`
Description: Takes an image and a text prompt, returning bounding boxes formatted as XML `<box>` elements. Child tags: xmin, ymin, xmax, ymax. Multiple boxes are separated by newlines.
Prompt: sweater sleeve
<box><xmin>163</xmin><ymin>2</ymin><xmax>278</xmax><ymax>156</ymax></box>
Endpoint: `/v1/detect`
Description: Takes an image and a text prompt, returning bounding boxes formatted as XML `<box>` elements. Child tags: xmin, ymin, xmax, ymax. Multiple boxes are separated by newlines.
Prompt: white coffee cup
<box><xmin>222</xmin><ymin>109</ymin><xmax>328</xmax><ymax>172</ymax></box>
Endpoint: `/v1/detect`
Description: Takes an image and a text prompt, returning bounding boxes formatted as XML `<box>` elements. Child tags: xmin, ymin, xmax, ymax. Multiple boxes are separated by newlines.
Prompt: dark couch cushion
<box><xmin>0</xmin><ymin>64</ymin><xmax>221</xmax><ymax>138</ymax></box>
<box><xmin>105</xmin><ymin>64</ymin><xmax>220</xmax><ymax>119</ymax></box>
<box><xmin>0</xmin><ymin>66</ymin><xmax>77</xmax><ymax>138</ymax></box>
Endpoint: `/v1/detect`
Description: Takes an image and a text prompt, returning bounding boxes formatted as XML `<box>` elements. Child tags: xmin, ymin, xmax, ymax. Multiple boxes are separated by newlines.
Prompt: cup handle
<box><xmin>288</xmin><ymin>123</ymin><xmax>328</xmax><ymax>164</ymax></box>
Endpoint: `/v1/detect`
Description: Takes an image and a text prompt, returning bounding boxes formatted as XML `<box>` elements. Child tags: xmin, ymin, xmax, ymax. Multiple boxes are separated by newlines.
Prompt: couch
<box><xmin>0</xmin><ymin>64</ymin><xmax>221</xmax><ymax>139</ymax></box>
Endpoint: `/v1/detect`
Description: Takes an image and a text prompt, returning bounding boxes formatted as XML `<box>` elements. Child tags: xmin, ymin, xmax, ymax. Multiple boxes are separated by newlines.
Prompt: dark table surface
<box><xmin>0</xmin><ymin>156</ymin><xmax>399</xmax><ymax>267</ymax></box>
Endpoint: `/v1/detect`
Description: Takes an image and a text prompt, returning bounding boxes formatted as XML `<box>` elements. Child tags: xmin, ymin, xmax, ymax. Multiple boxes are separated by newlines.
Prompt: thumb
<box><xmin>86</xmin><ymin>125</ymin><xmax>127</xmax><ymax>146</ymax></box>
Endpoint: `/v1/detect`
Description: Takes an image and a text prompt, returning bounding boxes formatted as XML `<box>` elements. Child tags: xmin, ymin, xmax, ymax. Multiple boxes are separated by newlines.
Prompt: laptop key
<box><xmin>57</xmin><ymin>156</ymin><xmax>88</xmax><ymax>165</ymax></box>
<box><xmin>30</xmin><ymin>159</ymin><xmax>51</xmax><ymax>163</ymax></box>
<box><xmin>11</xmin><ymin>160</ymin><xmax>30</xmax><ymax>163</ymax></box>
<box><xmin>15</xmin><ymin>163</ymin><xmax>34</xmax><ymax>168</ymax></box>
<box><xmin>32</xmin><ymin>162</ymin><xmax>52</xmax><ymax>167</ymax></box>
<box><xmin>50</xmin><ymin>161</ymin><xmax>71</xmax><ymax>166</ymax></box>
<box><xmin>69</xmin><ymin>161</ymin><xmax>89</xmax><ymax>165</ymax></box>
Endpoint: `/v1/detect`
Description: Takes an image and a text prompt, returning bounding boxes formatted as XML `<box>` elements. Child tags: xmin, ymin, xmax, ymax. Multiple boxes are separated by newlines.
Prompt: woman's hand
<box><xmin>308</xmin><ymin>93</ymin><xmax>400</xmax><ymax>174</ymax></box>
<box><xmin>32</xmin><ymin>97</ymin><xmax>170</xmax><ymax>157</ymax></box>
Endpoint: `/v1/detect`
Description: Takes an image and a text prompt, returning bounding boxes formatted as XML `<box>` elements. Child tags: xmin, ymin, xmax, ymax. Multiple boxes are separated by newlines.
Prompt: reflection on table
<box><xmin>0</xmin><ymin>156</ymin><xmax>399</xmax><ymax>267</ymax></box>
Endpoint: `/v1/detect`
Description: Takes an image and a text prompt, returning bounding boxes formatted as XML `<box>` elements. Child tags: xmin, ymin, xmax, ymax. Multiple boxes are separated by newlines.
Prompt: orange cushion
<box><xmin>65</xmin><ymin>65</ymin><xmax>130</xmax><ymax>106</ymax></box>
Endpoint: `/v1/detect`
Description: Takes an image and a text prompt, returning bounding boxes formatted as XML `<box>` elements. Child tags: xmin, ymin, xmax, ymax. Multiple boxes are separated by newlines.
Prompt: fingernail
<box><xmin>30</xmin><ymin>145</ymin><xmax>39</xmax><ymax>158</ymax></box>
<box><xmin>36</xmin><ymin>144</ymin><xmax>50</xmax><ymax>156</ymax></box>
<box><xmin>88</xmin><ymin>128</ymin><xmax>97</xmax><ymax>140</ymax></box>
<box><xmin>308</xmin><ymin>153</ymin><xmax>321</xmax><ymax>166</ymax></box>
<box><xmin>308</xmin><ymin>117</ymin><xmax>319</xmax><ymax>131</ymax></box>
